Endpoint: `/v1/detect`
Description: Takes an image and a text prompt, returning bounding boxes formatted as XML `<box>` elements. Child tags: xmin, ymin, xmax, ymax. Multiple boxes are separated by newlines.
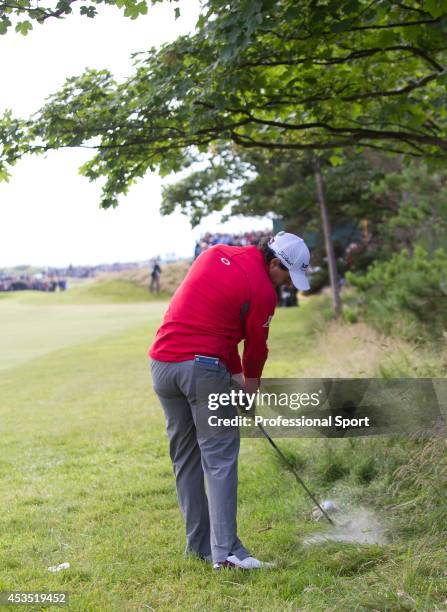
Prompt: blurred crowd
<box><xmin>194</xmin><ymin>229</ymin><xmax>272</xmax><ymax>259</ymax></box>
<box><xmin>0</xmin><ymin>274</ymin><xmax>67</xmax><ymax>292</ymax></box>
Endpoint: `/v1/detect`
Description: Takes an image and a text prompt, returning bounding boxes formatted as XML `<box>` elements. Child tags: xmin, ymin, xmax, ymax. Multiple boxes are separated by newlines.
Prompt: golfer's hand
<box><xmin>241</xmin><ymin>377</ymin><xmax>258</xmax><ymax>420</ymax></box>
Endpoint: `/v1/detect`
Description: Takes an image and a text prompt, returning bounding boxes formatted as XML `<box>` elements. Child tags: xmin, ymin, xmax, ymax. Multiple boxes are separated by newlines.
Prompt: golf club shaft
<box><xmin>257</xmin><ymin>423</ymin><xmax>335</xmax><ymax>526</ymax></box>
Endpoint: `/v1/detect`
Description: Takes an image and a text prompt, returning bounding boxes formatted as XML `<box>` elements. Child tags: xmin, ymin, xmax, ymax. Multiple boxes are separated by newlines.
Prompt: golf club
<box><xmin>257</xmin><ymin>423</ymin><xmax>335</xmax><ymax>526</ymax></box>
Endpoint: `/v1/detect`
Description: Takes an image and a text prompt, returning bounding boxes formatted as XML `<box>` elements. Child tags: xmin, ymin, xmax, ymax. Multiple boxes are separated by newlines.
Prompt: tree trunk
<box><xmin>313</xmin><ymin>157</ymin><xmax>342</xmax><ymax>316</ymax></box>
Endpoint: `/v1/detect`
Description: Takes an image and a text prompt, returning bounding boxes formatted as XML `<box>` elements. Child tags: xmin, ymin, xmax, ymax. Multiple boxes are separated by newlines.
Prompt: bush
<box><xmin>342</xmin><ymin>305</ymin><xmax>358</xmax><ymax>324</ymax></box>
<box><xmin>346</xmin><ymin>246</ymin><xmax>447</xmax><ymax>340</ymax></box>
<box><xmin>308</xmin><ymin>267</ymin><xmax>329</xmax><ymax>293</ymax></box>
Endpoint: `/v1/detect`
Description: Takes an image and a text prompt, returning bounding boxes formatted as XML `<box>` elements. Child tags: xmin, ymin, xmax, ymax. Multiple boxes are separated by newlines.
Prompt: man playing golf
<box><xmin>150</xmin><ymin>232</ymin><xmax>310</xmax><ymax>569</ymax></box>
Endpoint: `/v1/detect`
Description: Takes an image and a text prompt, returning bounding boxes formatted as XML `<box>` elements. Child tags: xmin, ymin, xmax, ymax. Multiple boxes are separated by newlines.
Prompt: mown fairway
<box><xmin>0</xmin><ymin>295</ymin><xmax>163</xmax><ymax>372</ymax></box>
<box><xmin>1</xmin><ymin>287</ymin><xmax>446</xmax><ymax>611</ymax></box>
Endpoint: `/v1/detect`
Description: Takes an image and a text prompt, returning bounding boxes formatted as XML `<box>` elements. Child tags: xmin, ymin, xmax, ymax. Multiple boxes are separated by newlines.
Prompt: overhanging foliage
<box><xmin>1</xmin><ymin>0</ymin><xmax>447</xmax><ymax>208</ymax></box>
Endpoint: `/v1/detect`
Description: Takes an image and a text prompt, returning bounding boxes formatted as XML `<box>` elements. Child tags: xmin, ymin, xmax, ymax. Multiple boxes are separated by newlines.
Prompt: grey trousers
<box><xmin>150</xmin><ymin>358</ymin><xmax>249</xmax><ymax>563</ymax></box>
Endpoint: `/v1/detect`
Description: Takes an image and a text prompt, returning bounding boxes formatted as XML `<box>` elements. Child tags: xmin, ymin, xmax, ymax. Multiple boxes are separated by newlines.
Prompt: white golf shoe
<box><xmin>226</xmin><ymin>555</ymin><xmax>275</xmax><ymax>569</ymax></box>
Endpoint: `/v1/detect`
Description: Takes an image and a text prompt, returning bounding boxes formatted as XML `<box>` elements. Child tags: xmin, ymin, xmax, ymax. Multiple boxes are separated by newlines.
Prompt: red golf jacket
<box><xmin>149</xmin><ymin>245</ymin><xmax>277</xmax><ymax>378</ymax></box>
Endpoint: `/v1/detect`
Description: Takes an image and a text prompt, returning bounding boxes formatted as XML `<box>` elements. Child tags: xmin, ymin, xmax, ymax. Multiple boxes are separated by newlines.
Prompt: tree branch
<box><xmin>393</xmin><ymin>2</ymin><xmax>431</xmax><ymax>17</ymax></box>
<box><xmin>264</xmin><ymin>15</ymin><xmax>442</xmax><ymax>44</ymax></box>
<box><xmin>0</xmin><ymin>0</ymin><xmax>80</xmax><ymax>21</ymax></box>
<box><xmin>231</xmin><ymin>113</ymin><xmax>447</xmax><ymax>149</ymax></box>
<box><xmin>254</xmin><ymin>69</ymin><xmax>444</xmax><ymax>107</ymax></box>
<box><xmin>39</xmin><ymin>0</ymin><xmax>79</xmax><ymax>21</ymax></box>
<box><xmin>347</xmin><ymin>17</ymin><xmax>442</xmax><ymax>31</ymax></box>
<box><xmin>238</xmin><ymin>45</ymin><xmax>445</xmax><ymax>72</ymax></box>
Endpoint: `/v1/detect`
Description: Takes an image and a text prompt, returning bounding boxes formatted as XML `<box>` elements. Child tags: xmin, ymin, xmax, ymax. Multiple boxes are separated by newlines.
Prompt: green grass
<box><xmin>4</xmin><ymin>279</ymin><xmax>170</xmax><ymax>306</ymax></box>
<box><xmin>0</xmin><ymin>290</ymin><xmax>446</xmax><ymax>611</ymax></box>
<box><xmin>0</xmin><ymin>295</ymin><xmax>165</xmax><ymax>372</ymax></box>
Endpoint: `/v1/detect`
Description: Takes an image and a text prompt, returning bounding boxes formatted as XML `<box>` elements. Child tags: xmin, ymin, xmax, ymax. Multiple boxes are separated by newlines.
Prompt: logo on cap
<box><xmin>277</xmin><ymin>249</ymin><xmax>293</xmax><ymax>266</ymax></box>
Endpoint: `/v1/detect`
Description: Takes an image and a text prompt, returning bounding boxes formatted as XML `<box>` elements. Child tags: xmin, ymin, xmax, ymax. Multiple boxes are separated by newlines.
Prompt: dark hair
<box><xmin>258</xmin><ymin>237</ymin><xmax>288</xmax><ymax>270</ymax></box>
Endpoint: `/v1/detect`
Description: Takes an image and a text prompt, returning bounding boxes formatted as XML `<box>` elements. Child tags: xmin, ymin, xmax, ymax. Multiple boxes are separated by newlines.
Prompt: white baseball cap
<box><xmin>268</xmin><ymin>232</ymin><xmax>311</xmax><ymax>291</ymax></box>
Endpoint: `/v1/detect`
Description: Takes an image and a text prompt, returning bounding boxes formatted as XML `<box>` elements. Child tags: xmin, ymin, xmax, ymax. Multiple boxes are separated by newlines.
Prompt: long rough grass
<box><xmin>0</xmin><ymin>290</ymin><xmax>446</xmax><ymax>611</ymax></box>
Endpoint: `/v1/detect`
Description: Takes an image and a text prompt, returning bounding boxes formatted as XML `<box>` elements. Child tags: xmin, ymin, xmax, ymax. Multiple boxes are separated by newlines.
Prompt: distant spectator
<box><xmin>150</xmin><ymin>259</ymin><xmax>162</xmax><ymax>293</ymax></box>
<box><xmin>194</xmin><ymin>242</ymin><xmax>202</xmax><ymax>260</ymax></box>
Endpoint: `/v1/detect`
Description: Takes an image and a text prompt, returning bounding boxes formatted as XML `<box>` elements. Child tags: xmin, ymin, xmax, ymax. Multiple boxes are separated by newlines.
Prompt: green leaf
<box><xmin>329</xmin><ymin>154</ymin><xmax>343</xmax><ymax>167</ymax></box>
<box><xmin>377</xmin><ymin>29</ymin><xmax>395</xmax><ymax>48</ymax></box>
<box><xmin>80</xmin><ymin>6</ymin><xmax>97</xmax><ymax>17</ymax></box>
<box><xmin>136</xmin><ymin>1</ymin><xmax>148</xmax><ymax>16</ymax></box>
<box><xmin>284</xmin><ymin>6</ymin><xmax>301</xmax><ymax>21</ymax></box>
<box><xmin>0</xmin><ymin>18</ymin><xmax>12</xmax><ymax>35</ymax></box>
<box><xmin>15</xmin><ymin>20</ymin><xmax>33</xmax><ymax>35</ymax></box>
<box><xmin>331</xmin><ymin>18</ymin><xmax>354</xmax><ymax>33</ymax></box>
<box><xmin>0</xmin><ymin>166</ymin><xmax>10</xmax><ymax>182</ymax></box>
<box><xmin>425</xmin><ymin>0</ymin><xmax>447</xmax><ymax>18</ymax></box>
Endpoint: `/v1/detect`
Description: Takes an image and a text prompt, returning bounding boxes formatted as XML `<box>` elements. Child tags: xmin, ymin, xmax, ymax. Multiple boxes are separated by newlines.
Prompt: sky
<box><xmin>0</xmin><ymin>1</ymin><xmax>271</xmax><ymax>268</ymax></box>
